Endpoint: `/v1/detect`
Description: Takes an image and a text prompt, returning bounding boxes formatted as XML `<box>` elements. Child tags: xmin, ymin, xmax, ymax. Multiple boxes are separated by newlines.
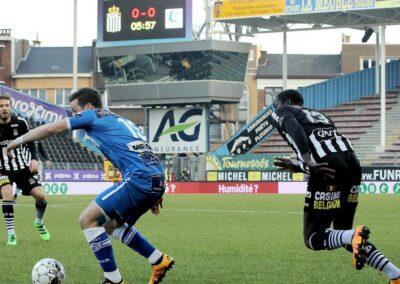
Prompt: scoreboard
<box><xmin>97</xmin><ymin>0</ymin><xmax>192</xmax><ymax>46</ymax></box>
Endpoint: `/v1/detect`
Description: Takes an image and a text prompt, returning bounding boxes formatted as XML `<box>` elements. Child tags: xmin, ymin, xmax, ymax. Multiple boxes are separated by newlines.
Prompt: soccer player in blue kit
<box><xmin>7</xmin><ymin>88</ymin><xmax>174</xmax><ymax>284</ymax></box>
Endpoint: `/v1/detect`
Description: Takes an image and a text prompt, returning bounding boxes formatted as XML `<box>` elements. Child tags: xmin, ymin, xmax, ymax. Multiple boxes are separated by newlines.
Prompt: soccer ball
<box><xmin>32</xmin><ymin>258</ymin><xmax>65</xmax><ymax>284</ymax></box>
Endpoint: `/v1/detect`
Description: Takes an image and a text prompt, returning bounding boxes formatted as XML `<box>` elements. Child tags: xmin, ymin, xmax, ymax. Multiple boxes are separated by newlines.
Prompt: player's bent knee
<box><xmin>304</xmin><ymin>230</ymin><xmax>328</xmax><ymax>251</ymax></box>
<box><xmin>304</xmin><ymin>236</ymin><xmax>314</xmax><ymax>250</ymax></box>
<box><xmin>79</xmin><ymin>211</ymin><xmax>95</xmax><ymax>229</ymax></box>
<box><xmin>30</xmin><ymin>186</ymin><xmax>46</xmax><ymax>202</ymax></box>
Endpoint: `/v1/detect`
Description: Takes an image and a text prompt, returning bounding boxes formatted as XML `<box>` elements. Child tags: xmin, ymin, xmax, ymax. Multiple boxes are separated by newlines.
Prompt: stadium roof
<box><xmin>215</xmin><ymin>6</ymin><xmax>400</xmax><ymax>34</ymax></box>
<box><xmin>15</xmin><ymin>47</ymin><xmax>93</xmax><ymax>75</ymax></box>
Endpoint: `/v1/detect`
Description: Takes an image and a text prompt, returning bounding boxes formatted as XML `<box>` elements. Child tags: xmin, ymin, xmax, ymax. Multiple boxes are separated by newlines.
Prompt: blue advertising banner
<box><xmin>213</xmin><ymin>104</ymin><xmax>276</xmax><ymax>156</ymax></box>
<box><xmin>285</xmin><ymin>0</ymin><xmax>375</xmax><ymax>14</ymax></box>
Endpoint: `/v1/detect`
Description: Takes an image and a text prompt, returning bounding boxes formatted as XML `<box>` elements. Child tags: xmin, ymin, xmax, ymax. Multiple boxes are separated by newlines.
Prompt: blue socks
<box><xmin>83</xmin><ymin>227</ymin><xmax>118</xmax><ymax>273</ymax></box>
<box><xmin>112</xmin><ymin>223</ymin><xmax>163</xmax><ymax>264</ymax></box>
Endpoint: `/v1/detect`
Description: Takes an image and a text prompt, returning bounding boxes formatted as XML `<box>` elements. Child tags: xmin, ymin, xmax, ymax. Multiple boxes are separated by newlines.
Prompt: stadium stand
<box><xmin>255</xmin><ymin>90</ymin><xmax>400</xmax><ymax>167</ymax></box>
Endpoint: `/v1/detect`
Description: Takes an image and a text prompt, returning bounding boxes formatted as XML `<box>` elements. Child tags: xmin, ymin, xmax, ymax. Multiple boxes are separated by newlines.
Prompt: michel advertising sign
<box><xmin>148</xmin><ymin>107</ymin><xmax>208</xmax><ymax>154</ymax></box>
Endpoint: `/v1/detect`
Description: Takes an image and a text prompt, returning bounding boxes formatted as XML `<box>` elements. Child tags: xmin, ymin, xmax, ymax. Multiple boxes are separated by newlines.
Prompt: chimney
<box><xmin>342</xmin><ymin>33</ymin><xmax>351</xmax><ymax>43</ymax></box>
<box><xmin>32</xmin><ymin>32</ymin><xmax>41</xmax><ymax>47</ymax></box>
<box><xmin>0</xmin><ymin>29</ymin><xmax>11</xmax><ymax>36</ymax></box>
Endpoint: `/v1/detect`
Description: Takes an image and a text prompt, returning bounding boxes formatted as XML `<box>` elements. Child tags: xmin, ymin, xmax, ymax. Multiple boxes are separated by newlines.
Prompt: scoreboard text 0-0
<box><xmin>98</xmin><ymin>0</ymin><xmax>192</xmax><ymax>44</ymax></box>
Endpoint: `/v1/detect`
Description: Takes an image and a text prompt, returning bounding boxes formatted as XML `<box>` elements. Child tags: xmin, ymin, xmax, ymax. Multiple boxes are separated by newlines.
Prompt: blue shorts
<box><xmin>95</xmin><ymin>175</ymin><xmax>164</xmax><ymax>226</ymax></box>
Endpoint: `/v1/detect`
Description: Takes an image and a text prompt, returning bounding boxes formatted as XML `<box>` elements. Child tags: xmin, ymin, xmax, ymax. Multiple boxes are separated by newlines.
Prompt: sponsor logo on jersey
<box><xmin>0</xmin><ymin>175</ymin><xmax>10</xmax><ymax>186</ymax></box>
<box><xmin>95</xmin><ymin>109</ymin><xmax>114</xmax><ymax>118</ymax></box>
<box><xmin>313</xmin><ymin>190</ymin><xmax>341</xmax><ymax>210</ymax></box>
<box><xmin>128</xmin><ymin>141</ymin><xmax>152</xmax><ymax>153</ymax></box>
<box><xmin>316</xmin><ymin>129</ymin><xmax>336</xmax><ymax>138</ymax></box>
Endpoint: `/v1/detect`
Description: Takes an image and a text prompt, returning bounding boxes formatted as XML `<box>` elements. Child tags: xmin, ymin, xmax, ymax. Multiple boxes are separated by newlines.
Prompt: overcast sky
<box><xmin>1</xmin><ymin>0</ymin><xmax>399</xmax><ymax>54</ymax></box>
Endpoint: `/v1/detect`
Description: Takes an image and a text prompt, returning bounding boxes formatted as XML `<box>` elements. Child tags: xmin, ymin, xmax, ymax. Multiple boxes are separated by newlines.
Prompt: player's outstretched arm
<box><xmin>7</xmin><ymin>119</ymin><xmax>69</xmax><ymax>158</ymax></box>
<box><xmin>273</xmin><ymin>157</ymin><xmax>303</xmax><ymax>173</ymax></box>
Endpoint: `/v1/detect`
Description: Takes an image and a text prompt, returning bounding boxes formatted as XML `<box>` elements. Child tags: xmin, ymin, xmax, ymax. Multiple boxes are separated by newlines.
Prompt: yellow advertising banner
<box><xmin>213</xmin><ymin>0</ymin><xmax>285</xmax><ymax>19</ymax></box>
<box><xmin>375</xmin><ymin>0</ymin><xmax>400</xmax><ymax>7</ymax></box>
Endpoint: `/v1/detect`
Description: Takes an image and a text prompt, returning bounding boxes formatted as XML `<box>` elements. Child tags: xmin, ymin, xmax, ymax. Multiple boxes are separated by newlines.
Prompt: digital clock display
<box><xmin>97</xmin><ymin>0</ymin><xmax>192</xmax><ymax>46</ymax></box>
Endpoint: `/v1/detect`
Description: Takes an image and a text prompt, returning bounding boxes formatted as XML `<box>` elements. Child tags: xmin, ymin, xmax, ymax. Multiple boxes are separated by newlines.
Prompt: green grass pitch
<box><xmin>1</xmin><ymin>194</ymin><xmax>399</xmax><ymax>283</ymax></box>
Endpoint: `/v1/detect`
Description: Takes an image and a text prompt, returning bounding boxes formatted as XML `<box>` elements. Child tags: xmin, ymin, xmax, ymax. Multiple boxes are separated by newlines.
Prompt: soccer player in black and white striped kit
<box><xmin>0</xmin><ymin>95</ymin><xmax>50</xmax><ymax>245</ymax></box>
<box><xmin>270</xmin><ymin>89</ymin><xmax>400</xmax><ymax>284</ymax></box>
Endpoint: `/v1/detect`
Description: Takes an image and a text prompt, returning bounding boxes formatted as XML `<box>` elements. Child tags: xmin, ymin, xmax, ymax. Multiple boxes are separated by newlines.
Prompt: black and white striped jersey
<box><xmin>271</xmin><ymin>105</ymin><xmax>353</xmax><ymax>172</ymax></box>
<box><xmin>0</xmin><ymin>115</ymin><xmax>38</xmax><ymax>172</ymax></box>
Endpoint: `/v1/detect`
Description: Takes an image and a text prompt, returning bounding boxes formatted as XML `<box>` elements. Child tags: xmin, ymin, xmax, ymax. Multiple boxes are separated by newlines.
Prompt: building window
<box><xmin>362</xmin><ymin>59</ymin><xmax>369</xmax><ymax>69</ymax></box>
<box><xmin>56</xmin><ymin>89</ymin><xmax>72</xmax><ymax>105</ymax></box>
<box><xmin>38</xmin><ymin>89</ymin><xmax>47</xmax><ymax>101</ymax></box>
<box><xmin>0</xmin><ymin>45</ymin><xmax>5</xmax><ymax>68</ymax></box>
<box><xmin>360</xmin><ymin>57</ymin><xmax>399</xmax><ymax>70</ymax></box>
<box><xmin>210</xmin><ymin>123</ymin><xmax>222</xmax><ymax>141</ymax></box>
<box><xmin>264</xmin><ymin>87</ymin><xmax>283</xmax><ymax>106</ymax></box>
<box><xmin>19</xmin><ymin>89</ymin><xmax>47</xmax><ymax>100</ymax></box>
<box><xmin>30</xmin><ymin>89</ymin><xmax>38</xmax><ymax>98</ymax></box>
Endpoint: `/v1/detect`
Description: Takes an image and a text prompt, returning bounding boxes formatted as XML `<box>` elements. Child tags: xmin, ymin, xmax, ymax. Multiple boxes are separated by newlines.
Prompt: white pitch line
<box><xmin>13</xmin><ymin>204</ymin><xmax>400</xmax><ymax>218</ymax></box>
<box><xmin>15</xmin><ymin>203</ymin><xmax>85</xmax><ymax>208</ymax></box>
<box><xmin>163</xmin><ymin>208</ymin><xmax>400</xmax><ymax>218</ymax></box>
<box><xmin>164</xmin><ymin>208</ymin><xmax>302</xmax><ymax>215</ymax></box>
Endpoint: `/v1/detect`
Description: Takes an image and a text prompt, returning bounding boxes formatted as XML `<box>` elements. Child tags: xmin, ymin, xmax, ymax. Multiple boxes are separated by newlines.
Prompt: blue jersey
<box><xmin>67</xmin><ymin>109</ymin><xmax>164</xmax><ymax>188</ymax></box>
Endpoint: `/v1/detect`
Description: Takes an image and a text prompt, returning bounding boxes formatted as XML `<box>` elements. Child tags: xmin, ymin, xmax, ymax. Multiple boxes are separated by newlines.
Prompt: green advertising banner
<box><xmin>206</xmin><ymin>153</ymin><xmax>292</xmax><ymax>171</ymax></box>
<box><xmin>360</xmin><ymin>182</ymin><xmax>400</xmax><ymax>194</ymax></box>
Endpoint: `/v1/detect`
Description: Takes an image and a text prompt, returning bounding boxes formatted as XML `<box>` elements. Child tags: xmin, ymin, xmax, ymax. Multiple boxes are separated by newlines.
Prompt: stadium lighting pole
<box><xmin>380</xmin><ymin>25</ymin><xmax>386</xmax><ymax>149</ymax></box>
<box><xmin>72</xmin><ymin>0</ymin><xmax>78</xmax><ymax>93</ymax></box>
<box><xmin>72</xmin><ymin>0</ymin><xmax>78</xmax><ymax>142</ymax></box>
<box><xmin>282</xmin><ymin>26</ymin><xmax>288</xmax><ymax>90</ymax></box>
<box><xmin>205</xmin><ymin>0</ymin><xmax>213</xmax><ymax>39</ymax></box>
<box><xmin>375</xmin><ymin>28</ymin><xmax>380</xmax><ymax>96</ymax></box>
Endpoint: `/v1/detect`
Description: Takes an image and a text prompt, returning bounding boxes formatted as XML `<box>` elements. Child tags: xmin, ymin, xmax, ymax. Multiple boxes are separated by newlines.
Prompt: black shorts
<box><xmin>304</xmin><ymin>151</ymin><xmax>361</xmax><ymax>213</ymax></box>
<box><xmin>303</xmin><ymin>151</ymin><xmax>362</xmax><ymax>239</ymax></box>
<box><xmin>0</xmin><ymin>168</ymin><xmax>42</xmax><ymax>195</ymax></box>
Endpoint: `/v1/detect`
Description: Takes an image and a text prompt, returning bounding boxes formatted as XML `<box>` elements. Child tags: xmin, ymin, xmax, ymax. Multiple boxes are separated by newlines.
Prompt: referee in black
<box><xmin>0</xmin><ymin>95</ymin><xmax>50</xmax><ymax>245</ymax></box>
<box><xmin>270</xmin><ymin>89</ymin><xmax>400</xmax><ymax>283</ymax></box>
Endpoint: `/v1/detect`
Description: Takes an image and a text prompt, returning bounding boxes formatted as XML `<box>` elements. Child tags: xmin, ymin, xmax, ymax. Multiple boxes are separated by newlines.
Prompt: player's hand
<box><xmin>274</xmin><ymin>157</ymin><xmax>299</xmax><ymax>172</ymax></box>
<box><xmin>29</xmin><ymin>159</ymin><xmax>39</xmax><ymax>173</ymax></box>
<box><xmin>6</xmin><ymin>142</ymin><xmax>18</xmax><ymax>159</ymax></box>
<box><xmin>151</xmin><ymin>197</ymin><xmax>163</xmax><ymax>215</ymax></box>
<box><xmin>305</xmin><ymin>160</ymin><xmax>335</xmax><ymax>180</ymax></box>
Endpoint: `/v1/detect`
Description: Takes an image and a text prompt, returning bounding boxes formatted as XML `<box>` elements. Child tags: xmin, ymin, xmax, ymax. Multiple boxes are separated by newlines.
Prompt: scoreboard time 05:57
<box><xmin>101</xmin><ymin>0</ymin><xmax>190</xmax><ymax>42</ymax></box>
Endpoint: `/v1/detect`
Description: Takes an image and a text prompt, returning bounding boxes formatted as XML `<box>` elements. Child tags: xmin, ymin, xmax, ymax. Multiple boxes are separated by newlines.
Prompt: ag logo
<box><xmin>152</xmin><ymin>108</ymin><xmax>203</xmax><ymax>142</ymax></box>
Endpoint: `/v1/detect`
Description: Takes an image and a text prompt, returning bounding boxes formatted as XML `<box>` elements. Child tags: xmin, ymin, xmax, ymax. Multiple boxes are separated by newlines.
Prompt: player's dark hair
<box><xmin>0</xmin><ymin>94</ymin><xmax>12</xmax><ymax>104</ymax></box>
<box><xmin>275</xmin><ymin>89</ymin><xmax>304</xmax><ymax>106</ymax></box>
<box><xmin>69</xmin><ymin>87</ymin><xmax>103</xmax><ymax>108</ymax></box>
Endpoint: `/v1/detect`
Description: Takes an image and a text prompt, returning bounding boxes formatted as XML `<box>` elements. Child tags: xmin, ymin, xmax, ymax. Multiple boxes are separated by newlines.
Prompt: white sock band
<box><xmin>104</xmin><ymin>269</ymin><xmax>122</xmax><ymax>283</ymax></box>
<box><xmin>341</xmin><ymin>229</ymin><xmax>355</xmax><ymax>245</ymax></box>
<box><xmin>82</xmin><ymin>227</ymin><xmax>105</xmax><ymax>243</ymax></box>
<box><xmin>148</xmin><ymin>249</ymin><xmax>163</xmax><ymax>264</ymax></box>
